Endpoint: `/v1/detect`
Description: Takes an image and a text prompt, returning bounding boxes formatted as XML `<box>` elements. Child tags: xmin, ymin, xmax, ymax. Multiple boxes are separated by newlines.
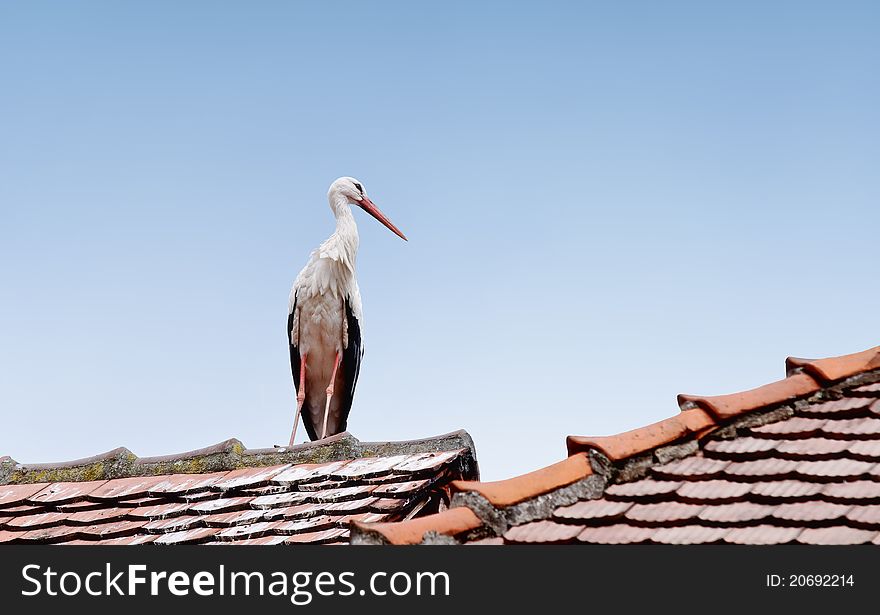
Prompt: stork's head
<box><xmin>328</xmin><ymin>177</ymin><xmax>407</xmax><ymax>241</ymax></box>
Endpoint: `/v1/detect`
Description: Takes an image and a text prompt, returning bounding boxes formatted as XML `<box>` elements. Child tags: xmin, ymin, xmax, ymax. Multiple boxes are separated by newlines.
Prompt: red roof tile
<box><xmin>567</xmin><ymin>408</ymin><xmax>714</xmax><ymax>460</ymax></box>
<box><xmin>677</xmin><ymin>373</ymin><xmax>820</xmax><ymax>421</ymax></box>
<box><xmin>796</xmin><ymin>526</ymin><xmax>878</xmax><ymax>545</ymax></box>
<box><xmin>786</xmin><ymin>346</ymin><xmax>880</xmax><ymax>383</ymax></box>
<box><xmin>0</xmin><ymin>432</ymin><xmax>475</xmax><ymax>545</ymax></box>
<box><xmin>553</xmin><ymin>499</ymin><xmax>632</xmax><ymax>521</ymax></box>
<box><xmin>723</xmin><ymin>525</ymin><xmax>802</xmax><ymax>545</ymax></box>
<box><xmin>352</xmin><ymin>344</ymin><xmax>880</xmax><ymax>547</ymax></box>
<box><xmin>504</xmin><ymin>520</ymin><xmax>582</xmax><ymax>544</ymax></box>
<box><xmin>576</xmin><ymin>524</ymin><xmax>655</xmax><ymax>544</ymax></box>
<box><xmin>351</xmin><ymin>507</ymin><xmax>482</xmax><ymax>545</ymax></box>
<box><xmin>451</xmin><ymin>453</ymin><xmax>592</xmax><ymax>507</ymax></box>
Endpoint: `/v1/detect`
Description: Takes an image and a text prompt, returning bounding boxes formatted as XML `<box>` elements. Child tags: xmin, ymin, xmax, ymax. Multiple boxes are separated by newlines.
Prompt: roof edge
<box><xmin>0</xmin><ymin>430</ymin><xmax>478</xmax><ymax>486</ymax></box>
<box><xmin>352</xmin><ymin>343</ymin><xmax>880</xmax><ymax>544</ymax></box>
<box><xmin>786</xmin><ymin>345</ymin><xmax>880</xmax><ymax>383</ymax></box>
<box><xmin>350</xmin><ymin>507</ymin><xmax>484</xmax><ymax>545</ymax></box>
<box><xmin>450</xmin><ymin>453</ymin><xmax>592</xmax><ymax>508</ymax></box>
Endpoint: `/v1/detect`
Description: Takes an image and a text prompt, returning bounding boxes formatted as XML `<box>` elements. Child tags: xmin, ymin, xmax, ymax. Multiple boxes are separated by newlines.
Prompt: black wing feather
<box><xmin>337</xmin><ymin>297</ymin><xmax>363</xmax><ymax>434</ymax></box>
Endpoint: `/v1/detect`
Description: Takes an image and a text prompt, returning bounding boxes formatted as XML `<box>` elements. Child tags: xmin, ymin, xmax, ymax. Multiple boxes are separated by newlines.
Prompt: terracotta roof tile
<box><xmin>0</xmin><ymin>530</ymin><xmax>23</xmax><ymax>543</ymax></box>
<box><xmin>675</xmin><ymin>480</ymin><xmax>752</xmax><ymax>502</ymax></box>
<box><xmin>143</xmin><ymin>516</ymin><xmax>203</xmax><ymax>533</ymax></box>
<box><xmin>19</xmin><ymin>525</ymin><xmax>83</xmax><ymax>543</ymax></box>
<box><xmin>154</xmin><ymin>527</ymin><xmax>220</xmax><ymax>545</ymax></box>
<box><xmin>844</xmin><ymin>505</ymin><xmax>880</xmax><ymax>527</ymax></box>
<box><xmin>146</xmin><ymin>473</ymin><xmax>229</xmax><ymax>495</ymax></box>
<box><xmin>0</xmin><ymin>483</ymin><xmax>50</xmax><ymax>507</ymax></box>
<box><xmin>467</xmin><ymin>537</ymin><xmax>504</xmax><ymax>545</ymax></box>
<box><xmin>283</xmin><ymin>527</ymin><xmax>349</xmax><ymax>544</ymax></box>
<box><xmin>212</xmin><ymin>465</ymin><xmax>290</xmax><ymax>491</ymax></box>
<box><xmin>853</xmin><ymin>382</ymin><xmax>880</xmax><ymax>395</ymax></box>
<box><xmin>650</xmin><ymin>526</ymin><xmax>730</xmax><ymax>544</ymax></box>
<box><xmin>677</xmin><ymin>373</ymin><xmax>820</xmax><ymax>421</ymax></box>
<box><xmin>357</xmin><ymin>344</ymin><xmax>880</xmax><ymax>546</ymax></box>
<box><xmin>329</xmin><ymin>456</ymin><xmax>411</xmax><ymax>480</ymax></box>
<box><xmin>605</xmin><ymin>479</ymin><xmax>682</xmax><ymax>500</ymax></box>
<box><xmin>821</xmin><ymin>417</ymin><xmax>880</xmax><ymax>437</ymax></box>
<box><xmin>79</xmin><ymin>519</ymin><xmax>148</xmax><ymax>540</ymax></box>
<box><xmin>372</xmin><ymin>478</ymin><xmax>433</xmax><ymax>498</ymax></box>
<box><xmin>697</xmin><ymin>502</ymin><xmax>774</xmax><ymax>524</ymax></box>
<box><xmin>800</xmin><ymin>396</ymin><xmax>876</xmax><ymax>417</ymax></box>
<box><xmin>723</xmin><ymin>525</ymin><xmax>802</xmax><ymax>545</ymax></box>
<box><xmin>850</xmin><ymin>441</ymin><xmax>880</xmax><ymax>459</ymax></box>
<box><xmin>0</xmin><ymin>432</ymin><xmax>474</xmax><ymax>546</ymax></box>
<box><xmin>6</xmin><ymin>511</ymin><xmax>69</xmax><ymax>530</ymax></box>
<box><xmin>651</xmin><ymin>457</ymin><xmax>729</xmax><ymax>480</ymax></box>
<box><xmin>351</xmin><ymin>507</ymin><xmax>482</xmax><ymax>545</ymax></box>
<box><xmin>775</xmin><ymin>438</ymin><xmax>852</xmax><ymax>459</ymax></box>
<box><xmin>28</xmin><ymin>481</ymin><xmax>108</xmax><ymax>504</ymax></box>
<box><xmin>203</xmin><ymin>509</ymin><xmax>269</xmax><ymax>527</ymax></box>
<box><xmin>750</xmin><ymin>480</ymin><xmax>824</xmax><ymax>501</ymax></box>
<box><xmin>271</xmin><ymin>461</ymin><xmax>351</xmax><ymax>484</ymax></box>
<box><xmin>190</xmin><ymin>496</ymin><xmax>254</xmax><ymax>514</ymax></box>
<box><xmin>217</xmin><ymin>521</ymin><xmax>281</xmax><ymax>540</ymax></box>
<box><xmin>126</xmin><ymin>502</ymin><xmax>192</xmax><ymax>520</ymax></box>
<box><xmin>504</xmin><ymin>520</ymin><xmax>583</xmax><ymax>544</ymax></box>
<box><xmin>391</xmin><ymin>451</ymin><xmax>463</xmax><ymax>475</ymax></box>
<box><xmin>796</xmin><ymin>526</ymin><xmax>878</xmax><ymax>545</ymax></box>
<box><xmin>451</xmin><ymin>453</ymin><xmax>591</xmax><ymax>507</ymax></box>
<box><xmin>822</xmin><ymin>481</ymin><xmax>880</xmax><ymax>502</ymax></box>
<box><xmin>553</xmin><ymin>499</ymin><xmax>632</xmax><ymax>521</ymax></box>
<box><xmin>89</xmin><ymin>476</ymin><xmax>168</xmax><ymax>500</ymax></box>
<box><xmin>794</xmin><ymin>459</ymin><xmax>876</xmax><ymax>480</ymax></box>
<box><xmin>786</xmin><ymin>346</ymin><xmax>880</xmax><ymax>383</ymax></box>
<box><xmin>625</xmin><ymin>502</ymin><xmax>705</xmax><ymax>524</ymax></box>
<box><xmin>749</xmin><ymin>417</ymin><xmax>827</xmax><ymax>437</ymax></box>
<box><xmin>566</xmin><ymin>408</ymin><xmax>714</xmax><ymax>460</ymax></box>
<box><xmin>65</xmin><ymin>507</ymin><xmax>129</xmax><ymax>525</ymax></box>
<box><xmin>772</xmin><ymin>502</ymin><xmax>852</xmax><ymax>523</ymax></box>
<box><xmin>723</xmin><ymin>458</ymin><xmax>800</xmax><ymax>479</ymax></box>
<box><xmin>576</xmin><ymin>524</ymin><xmax>655</xmax><ymax>544</ymax></box>
<box><xmin>703</xmin><ymin>437</ymin><xmax>778</xmax><ymax>458</ymax></box>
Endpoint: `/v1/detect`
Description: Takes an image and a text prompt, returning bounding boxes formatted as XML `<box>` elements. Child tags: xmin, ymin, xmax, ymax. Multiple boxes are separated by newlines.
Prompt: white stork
<box><xmin>287</xmin><ymin>177</ymin><xmax>406</xmax><ymax>445</ymax></box>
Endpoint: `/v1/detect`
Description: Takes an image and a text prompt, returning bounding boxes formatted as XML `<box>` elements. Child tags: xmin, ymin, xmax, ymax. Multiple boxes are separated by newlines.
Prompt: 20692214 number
<box><xmin>789</xmin><ymin>574</ymin><xmax>854</xmax><ymax>587</ymax></box>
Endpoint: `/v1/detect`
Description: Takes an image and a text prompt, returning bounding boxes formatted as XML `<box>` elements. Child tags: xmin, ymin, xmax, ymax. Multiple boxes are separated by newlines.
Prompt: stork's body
<box><xmin>287</xmin><ymin>178</ymin><xmax>406</xmax><ymax>445</ymax></box>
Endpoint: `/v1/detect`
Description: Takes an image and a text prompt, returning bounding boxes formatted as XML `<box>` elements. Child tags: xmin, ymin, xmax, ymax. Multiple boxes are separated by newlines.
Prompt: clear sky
<box><xmin>1</xmin><ymin>2</ymin><xmax>878</xmax><ymax>480</ymax></box>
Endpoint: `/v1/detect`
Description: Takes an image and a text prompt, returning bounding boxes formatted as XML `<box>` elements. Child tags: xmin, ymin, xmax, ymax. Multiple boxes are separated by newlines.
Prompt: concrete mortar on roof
<box><xmin>0</xmin><ymin>431</ymin><xmax>479</xmax><ymax>486</ymax></box>
<box><xmin>451</xmin><ymin>474</ymin><xmax>607</xmax><ymax>538</ymax></box>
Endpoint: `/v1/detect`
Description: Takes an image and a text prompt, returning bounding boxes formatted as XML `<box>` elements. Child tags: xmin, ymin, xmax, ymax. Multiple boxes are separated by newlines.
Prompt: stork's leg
<box><xmin>288</xmin><ymin>355</ymin><xmax>307</xmax><ymax>447</ymax></box>
<box><xmin>321</xmin><ymin>351</ymin><xmax>341</xmax><ymax>439</ymax></box>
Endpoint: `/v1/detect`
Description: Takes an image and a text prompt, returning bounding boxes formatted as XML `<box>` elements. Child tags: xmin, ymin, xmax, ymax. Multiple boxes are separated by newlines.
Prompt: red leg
<box><xmin>321</xmin><ymin>352</ymin><xmax>341</xmax><ymax>439</ymax></box>
<box><xmin>288</xmin><ymin>355</ymin><xmax>307</xmax><ymax>447</ymax></box>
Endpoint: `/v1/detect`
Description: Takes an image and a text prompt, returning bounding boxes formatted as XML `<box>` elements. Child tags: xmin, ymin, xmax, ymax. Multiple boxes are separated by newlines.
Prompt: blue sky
<box><xmin>1</xmin><ymin>2</ymin><xmax>878</xmax><ymax>480</ymax></box>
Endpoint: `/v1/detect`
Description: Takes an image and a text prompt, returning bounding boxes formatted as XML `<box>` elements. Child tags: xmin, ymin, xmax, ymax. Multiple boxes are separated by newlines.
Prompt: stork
<box><xmin>287</xmin><ymin>177</ymin><xmax>406</xmax><ymax>445</ymax></box>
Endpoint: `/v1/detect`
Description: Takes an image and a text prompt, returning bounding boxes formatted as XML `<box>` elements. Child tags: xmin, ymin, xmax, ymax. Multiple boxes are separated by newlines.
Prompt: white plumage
<box><xmin>286</xmin><ymin>177</ymin><xmax>406</xmax><ymax>445</ymax></box>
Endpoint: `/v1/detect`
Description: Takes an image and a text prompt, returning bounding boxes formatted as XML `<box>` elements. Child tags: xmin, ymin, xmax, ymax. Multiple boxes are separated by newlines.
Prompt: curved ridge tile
<box><xmin>567</xmin><ymin>408</ymin><xmax>714</xmax><ymax>460</ymax></box>
<box><xmin>450</xmin><ymin>453</ymin><xmax>592</xmax><ymax>508</ymax></box>
<box><xmin>350</xmin><ymin>507</ymin><xmax>482</xmax><ymax>545</ymax></box>
<box><xmin>787</xmin><ymin>346</ymin><xmax>880</xmax><ymax>383</ymax></box>
<box><xmin>677</xmin><ymin>373</ymin><xmax>820</xmax><ymax>420</ymax></box>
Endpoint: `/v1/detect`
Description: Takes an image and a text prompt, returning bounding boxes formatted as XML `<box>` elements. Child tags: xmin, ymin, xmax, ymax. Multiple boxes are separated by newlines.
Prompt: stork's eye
<box><xmin>353</xmin><ymin>182</ymin><xmax>363</xmax><ymax>194</ymax></box>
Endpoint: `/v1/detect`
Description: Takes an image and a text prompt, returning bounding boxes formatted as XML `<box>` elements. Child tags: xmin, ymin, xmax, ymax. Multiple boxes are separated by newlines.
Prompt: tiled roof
<box><xmin>351</xmin><ymin>345</ymin><xmax>880</xmax><ymax>545</ymax></box>
<box><xmin>0</xmin><ymin>431</ymin><xmax>477</xmax><ymax>545</ymax></box>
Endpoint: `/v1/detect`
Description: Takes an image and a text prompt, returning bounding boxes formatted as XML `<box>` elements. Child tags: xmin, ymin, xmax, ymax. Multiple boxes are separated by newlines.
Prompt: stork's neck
<box><xmin>326</xmin><ymin>193</ymin><xmax>360</xmax><ymax>264</ymax></box>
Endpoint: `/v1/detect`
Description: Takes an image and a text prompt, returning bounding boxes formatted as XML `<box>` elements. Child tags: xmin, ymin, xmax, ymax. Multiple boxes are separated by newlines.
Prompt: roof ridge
<box><xmin>351</xmin><ymin>507</ymin><xmax>484</xmax><ymax>545</ymax></box>
<box><xmin>351</xmin><ymin>343</ymin><xmax>880</xmax><ymax>545</ymax></box>
<box><xmin>1</xmin><ymin>430</ymin><xmax>478</xmax><ymax>486</ymax></box>
<box><xmin>571</xmin><ymin>344</ymin><xmax>880</xmax><ymax>463</ymax></box>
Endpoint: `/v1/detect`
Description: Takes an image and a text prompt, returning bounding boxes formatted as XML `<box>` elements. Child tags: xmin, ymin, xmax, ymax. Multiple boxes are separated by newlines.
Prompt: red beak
<box><xmin>359</xmin><ymin>196</ymin><xmax>408</xmax><ymax>241</ymax></box>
